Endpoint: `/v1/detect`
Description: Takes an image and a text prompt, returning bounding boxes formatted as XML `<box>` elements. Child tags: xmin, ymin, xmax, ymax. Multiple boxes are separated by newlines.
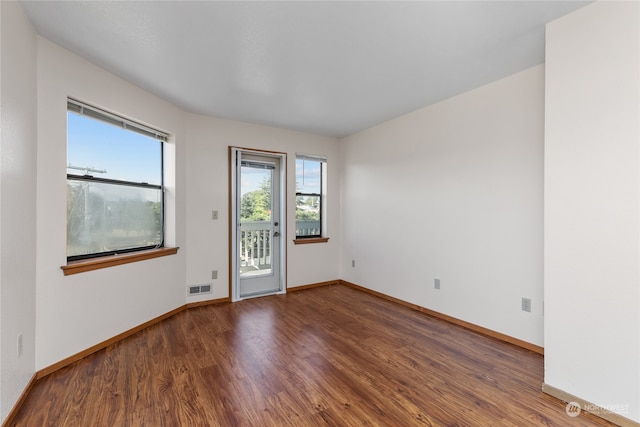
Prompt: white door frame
<box><xmin>230</xmin><ymin>147</ymin><xmax>287</xmax><ymax>302</ymax></box>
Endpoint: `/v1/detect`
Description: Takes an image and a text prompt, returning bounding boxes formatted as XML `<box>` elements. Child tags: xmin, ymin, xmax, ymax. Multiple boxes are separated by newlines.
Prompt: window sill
<box><xmin>293</xmin><ymin>237</ymin><xmax>329</xmax><ymax>245</ymax></box>
<box><xmin>61</xmin><ymin>247</ymin><xmax>179</xmax><ymax>276</ymax></box>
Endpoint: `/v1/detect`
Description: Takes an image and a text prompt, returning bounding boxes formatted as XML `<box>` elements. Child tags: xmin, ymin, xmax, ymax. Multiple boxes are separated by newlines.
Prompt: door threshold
<box><xmin>237</xmin><ymin>289</ymin><xmax>286</xmax><ymax>301</ymax></box>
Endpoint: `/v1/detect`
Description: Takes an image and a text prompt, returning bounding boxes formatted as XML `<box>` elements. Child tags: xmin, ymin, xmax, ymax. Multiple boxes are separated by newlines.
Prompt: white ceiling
<box><xmin>21</xmin><ymin>1</ymin><xmax>590</xmax><ymax>138</ymax></box>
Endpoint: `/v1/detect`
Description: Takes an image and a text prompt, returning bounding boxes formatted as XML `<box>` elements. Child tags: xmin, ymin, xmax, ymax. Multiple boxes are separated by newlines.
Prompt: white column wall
<box><xmin>544</xmin><ymin>1</ymin><xmax>640</xmax><ymax>422</ymax></box>
<box><xmin>0</xmin><ymin>1</ymin><xmax>38</xmax><ymax>422</ymax></box>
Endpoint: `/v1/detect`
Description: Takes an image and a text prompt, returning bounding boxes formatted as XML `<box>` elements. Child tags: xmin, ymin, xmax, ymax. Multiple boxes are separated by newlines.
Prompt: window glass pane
<box><xmin>67</xmin><ymin>180</ymin><xmax>162</xmax><ymax>257</ymax></box>
<box><xmin>67</xmin><ymin>111</ymin><xmax>161</xmax><ymax>185</ymax></box>
<box><xmin>296</xmin><ymin>195</ymin><xmax>320</xmax><ymax>237</ymax></box>
<box><xmin>296</xmin><ymin>158</ymin><xmax>321</xmax><ymax>194</ymax></box>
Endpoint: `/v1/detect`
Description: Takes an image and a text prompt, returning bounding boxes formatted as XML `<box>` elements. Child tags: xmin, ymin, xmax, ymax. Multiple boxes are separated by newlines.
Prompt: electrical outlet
<box><xmin>352</xmin><ymin>260</ymin><xmax>356</xmax><ymax>268</ymax></box>
<box><xmin>434</xmin><ymin>278</ymin><xmax>441</xmax><ymax>290</ymax></box>
<box><xmin>212</xmin><ymin>270</ymin><xmax>218</xmax><ymax>280</ymax></box>
<box><xmin>17</xmin><ymin>333</ymin><xmax>23</xmax><ymax>358</ymax></box>
<box><xmin>212</xmin><ymin>210</ymin><xmax>219</xmax><ymax>220</ymax></box>
<box><xmin>522</xmin><ymin>298</ymin><xmax>532</xmax><ymax>313</ymax></box>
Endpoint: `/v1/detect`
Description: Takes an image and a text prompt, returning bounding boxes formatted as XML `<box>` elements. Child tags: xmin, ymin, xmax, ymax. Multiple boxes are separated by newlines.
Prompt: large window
<box><xmin>66</xmin><ymin>99</ymin><xmax>166</xmax><ymax>261</ymax></box>
<box><xmin>295</xmin><ymin>154</ymin><xmax>326</xmax><ymax>238</ymax></box>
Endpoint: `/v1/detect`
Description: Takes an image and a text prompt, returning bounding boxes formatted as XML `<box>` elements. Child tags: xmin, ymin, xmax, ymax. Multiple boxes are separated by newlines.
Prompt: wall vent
<box><xmin>188</xmin><ymin>284</ymin><xmax>213</xmax><ymax>296</ymax></box>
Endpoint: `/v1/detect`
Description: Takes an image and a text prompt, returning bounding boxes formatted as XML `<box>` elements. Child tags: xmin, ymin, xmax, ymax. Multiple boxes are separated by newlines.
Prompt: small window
<box><xmin>296</xmin><ymin>154</ymin><xmax>326</xmax><ymax>238</ymax></box>
<box><xmin>66</xmin><ymin>99</ymin><xmax>167</xmax><ymax>261</ymax></box>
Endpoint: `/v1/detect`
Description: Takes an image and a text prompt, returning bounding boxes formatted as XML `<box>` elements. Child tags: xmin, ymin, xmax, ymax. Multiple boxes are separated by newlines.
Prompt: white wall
<box><xmin>35</xmin><ymin>34</ymin><xmax>341</xmax><ymax>369</ymax></box>
<box><xmin>185</xmin><ymin>114</ymin><xmax>340</xmax><ymax>302</ymax></box>
<box><xmin>0</xmin><ymin>1</ymin><xmax>38</xmax><ymax>421</ymax></box>
<box><xmin>544</xmin><ymin>1</ymin><xmax>640</xmax><ymax>422</ymax></box>
<box><xmin>339</xmin><ymin>65</ymin><xmax>544</xmax><ymax>346</ymax></box>
<box><xmin>36</xmin><ymin>38</ymin><xmax>188</xmax><ymax>370</ymax></box>
<box><xmin>12</xmin><ymin>1</ymin><xmax>639</xmax><ymax>424</ymax></box>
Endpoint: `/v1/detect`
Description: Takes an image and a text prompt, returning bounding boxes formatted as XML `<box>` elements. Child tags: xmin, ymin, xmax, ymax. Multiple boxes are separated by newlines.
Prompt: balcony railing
<box><xmin>240</xmin><ymin>220</ymin><xmax>320</xmax><ymax>271</ymax></box>
<box><xmin>240</xmin><ymin>221</ymin><xmax>271</xmax><ymax>271</ymax></box>
<box><xmin>296</xmin><ymin>220</ymin><xmax>320</xmax><ymax>237</ymax></box>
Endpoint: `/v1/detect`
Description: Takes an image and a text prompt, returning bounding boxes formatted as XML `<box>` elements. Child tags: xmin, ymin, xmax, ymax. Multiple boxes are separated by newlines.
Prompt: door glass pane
<box><xmin>240</xmin><ymin>164</ymin><xmax>273</xmax><ymax>277</ymax></box>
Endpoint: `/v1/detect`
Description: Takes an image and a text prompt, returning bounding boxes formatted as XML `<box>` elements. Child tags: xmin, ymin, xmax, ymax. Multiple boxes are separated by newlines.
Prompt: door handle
<box><xmin>273</xmin><ymin>231</ymin><xmax>280</xmax><ymax>237</ymax></box>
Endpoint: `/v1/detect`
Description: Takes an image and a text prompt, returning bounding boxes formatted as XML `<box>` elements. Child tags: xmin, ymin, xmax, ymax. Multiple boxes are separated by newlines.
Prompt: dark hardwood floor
<box><xmin>12</xmin><ymin>284</ymin><xmax>615</xmax><ymax>426</ymax></box>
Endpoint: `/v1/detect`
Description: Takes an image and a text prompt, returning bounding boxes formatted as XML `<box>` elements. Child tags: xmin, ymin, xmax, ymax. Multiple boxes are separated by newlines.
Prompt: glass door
<box><xmin>231</xmin><ymin>149</ymin><xmax>285</xmax><ymax>300</ymax></box>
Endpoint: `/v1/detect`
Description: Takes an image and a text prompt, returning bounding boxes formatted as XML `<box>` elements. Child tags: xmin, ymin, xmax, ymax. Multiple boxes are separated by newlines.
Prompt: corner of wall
<box><xmin>544</xmin><ymin>1</ymin><xmax>640</xmax><ymax>423</ymax></box>
<box><xmin>0</xmin><ymin>0</ymin><xmax>38</xmax><ymax>423</ymax></box>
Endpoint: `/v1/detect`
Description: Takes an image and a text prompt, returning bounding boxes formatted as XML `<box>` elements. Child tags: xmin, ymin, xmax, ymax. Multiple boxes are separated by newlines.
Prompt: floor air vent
<box><xmin>188</xmin><ymin>284</ymin><xmax>212</xmax><ymax>296</ymax></box>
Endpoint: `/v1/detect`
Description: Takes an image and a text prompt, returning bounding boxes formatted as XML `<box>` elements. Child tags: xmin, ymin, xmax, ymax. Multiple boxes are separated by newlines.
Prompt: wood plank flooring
<box><xmin>11</xmin><ymin>284</ymin><xmax>615</xmax><ymax>426</ymax></box>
